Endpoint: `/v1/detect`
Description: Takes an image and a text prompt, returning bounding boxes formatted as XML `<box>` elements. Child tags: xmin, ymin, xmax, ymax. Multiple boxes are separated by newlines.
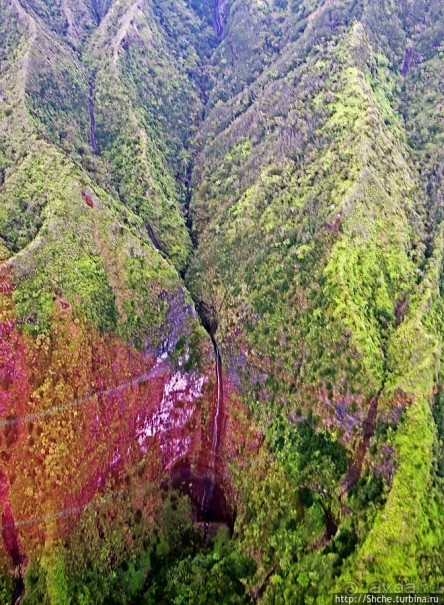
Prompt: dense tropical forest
<box><xmin>0</xmin><ymin>0</ymin><xmax>443</xmax><ymax>602</ymax></box>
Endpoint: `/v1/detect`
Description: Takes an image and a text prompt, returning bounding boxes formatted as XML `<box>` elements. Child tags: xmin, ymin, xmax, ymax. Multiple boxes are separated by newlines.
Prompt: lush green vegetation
<box><xmin>0</xmin><ymin>0</ymin><xmax>443</xmax><ymax>602</ymax></box>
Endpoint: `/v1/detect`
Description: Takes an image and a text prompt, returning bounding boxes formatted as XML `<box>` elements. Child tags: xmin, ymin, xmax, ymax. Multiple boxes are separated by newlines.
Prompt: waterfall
<box><xmin>89</xmin><ymin>83</ymin><xmax>98</xmax><ymax>154</ymax></box>
<box><xmin>211</xmin><ymin>339</ymin><xmax>223</xmax><ymax>460</ymax></box>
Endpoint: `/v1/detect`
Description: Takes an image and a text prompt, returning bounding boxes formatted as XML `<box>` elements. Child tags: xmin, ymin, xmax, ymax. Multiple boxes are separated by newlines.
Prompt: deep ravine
<box><xmin>175</xmin><ymin>0</ymin><xmax>228</xmax><ymax>520</ymax></box>
<box><xmin>86</xmin><ymin>0</ymin><xmax>230</xmax><ymax>527</ymax></box>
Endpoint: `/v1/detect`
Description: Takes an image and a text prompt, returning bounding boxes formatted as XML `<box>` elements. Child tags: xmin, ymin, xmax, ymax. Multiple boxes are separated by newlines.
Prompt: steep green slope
<box><xmin>189</xmin><ymin>1</ymin><xmax>425</xmax><ymax>403</ymax></box>
<box><xmin>0</xmin><ymin>2</ymin><xmax>221</xmax><ymax>603</ymax></box>
<box><xmin>0</xmin><ymin>0</ymin><xmax>207</xmax><ymax>347</ymax></box>
<box><xmin>185</xmin><ymin>0</ymin><xmax>444</xmax><ymax>600</ymax></box>
<box><xmin>0</xmin><ymin>0</ymin><xmax>443</xmax><ymax>603</ymax></box>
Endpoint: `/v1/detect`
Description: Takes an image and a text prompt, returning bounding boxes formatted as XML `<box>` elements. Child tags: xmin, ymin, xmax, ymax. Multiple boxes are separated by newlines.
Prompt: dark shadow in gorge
<box><xmin>11</xmin><ymin>575</ymin><xmax>24</xmax><ymax>605</ymax></box>
<box><xmin>165</xmin><ymin>463</ymin><xmax>235</xmax><ymax>529</ymax></box>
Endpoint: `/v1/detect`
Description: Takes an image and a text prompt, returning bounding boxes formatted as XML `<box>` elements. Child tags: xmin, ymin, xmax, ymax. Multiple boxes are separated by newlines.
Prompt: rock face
<box><xmin>0</xmin><ymin>264</ymin><xmax>247</xmax><ymax>553</ymax></box>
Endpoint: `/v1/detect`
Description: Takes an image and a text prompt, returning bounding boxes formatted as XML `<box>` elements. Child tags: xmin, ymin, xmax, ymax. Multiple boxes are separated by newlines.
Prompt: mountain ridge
<box><xmin>0</xmin><ymin>0</ymin><xmax>443</xmax><ymax>602</ymax></box>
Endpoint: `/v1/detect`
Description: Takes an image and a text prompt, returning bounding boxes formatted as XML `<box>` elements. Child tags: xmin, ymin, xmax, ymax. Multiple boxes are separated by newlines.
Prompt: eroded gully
<box><xmin>341</xmin><ymin>393</ymin><xmax>380</xmax><ymax>498</ymax></box>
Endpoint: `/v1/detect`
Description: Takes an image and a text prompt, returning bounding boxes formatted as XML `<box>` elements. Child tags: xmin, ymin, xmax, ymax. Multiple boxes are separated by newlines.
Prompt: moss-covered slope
<box><xmin>186</xmin><ymin>0</ymin><xmax>444</xmax><ymax>599</ymax></box>
<box><xmin>0</xmin><ymin>0</ymin><xmax>443</xmax><ymax>603</ymax></box>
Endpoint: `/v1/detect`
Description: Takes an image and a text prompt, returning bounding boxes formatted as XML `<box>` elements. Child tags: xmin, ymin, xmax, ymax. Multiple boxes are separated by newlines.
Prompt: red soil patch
<box><xmin>82</xmin><ymin>190</ymin><xmax>95</xmax><ymax>208</ymax></box>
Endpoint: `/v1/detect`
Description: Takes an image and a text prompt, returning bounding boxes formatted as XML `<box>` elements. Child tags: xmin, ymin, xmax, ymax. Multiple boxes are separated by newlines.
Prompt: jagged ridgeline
<box><xmin>0</xmin><ymin>0</ymin><xmax>443</xmax><ymax>603</ymax></box>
